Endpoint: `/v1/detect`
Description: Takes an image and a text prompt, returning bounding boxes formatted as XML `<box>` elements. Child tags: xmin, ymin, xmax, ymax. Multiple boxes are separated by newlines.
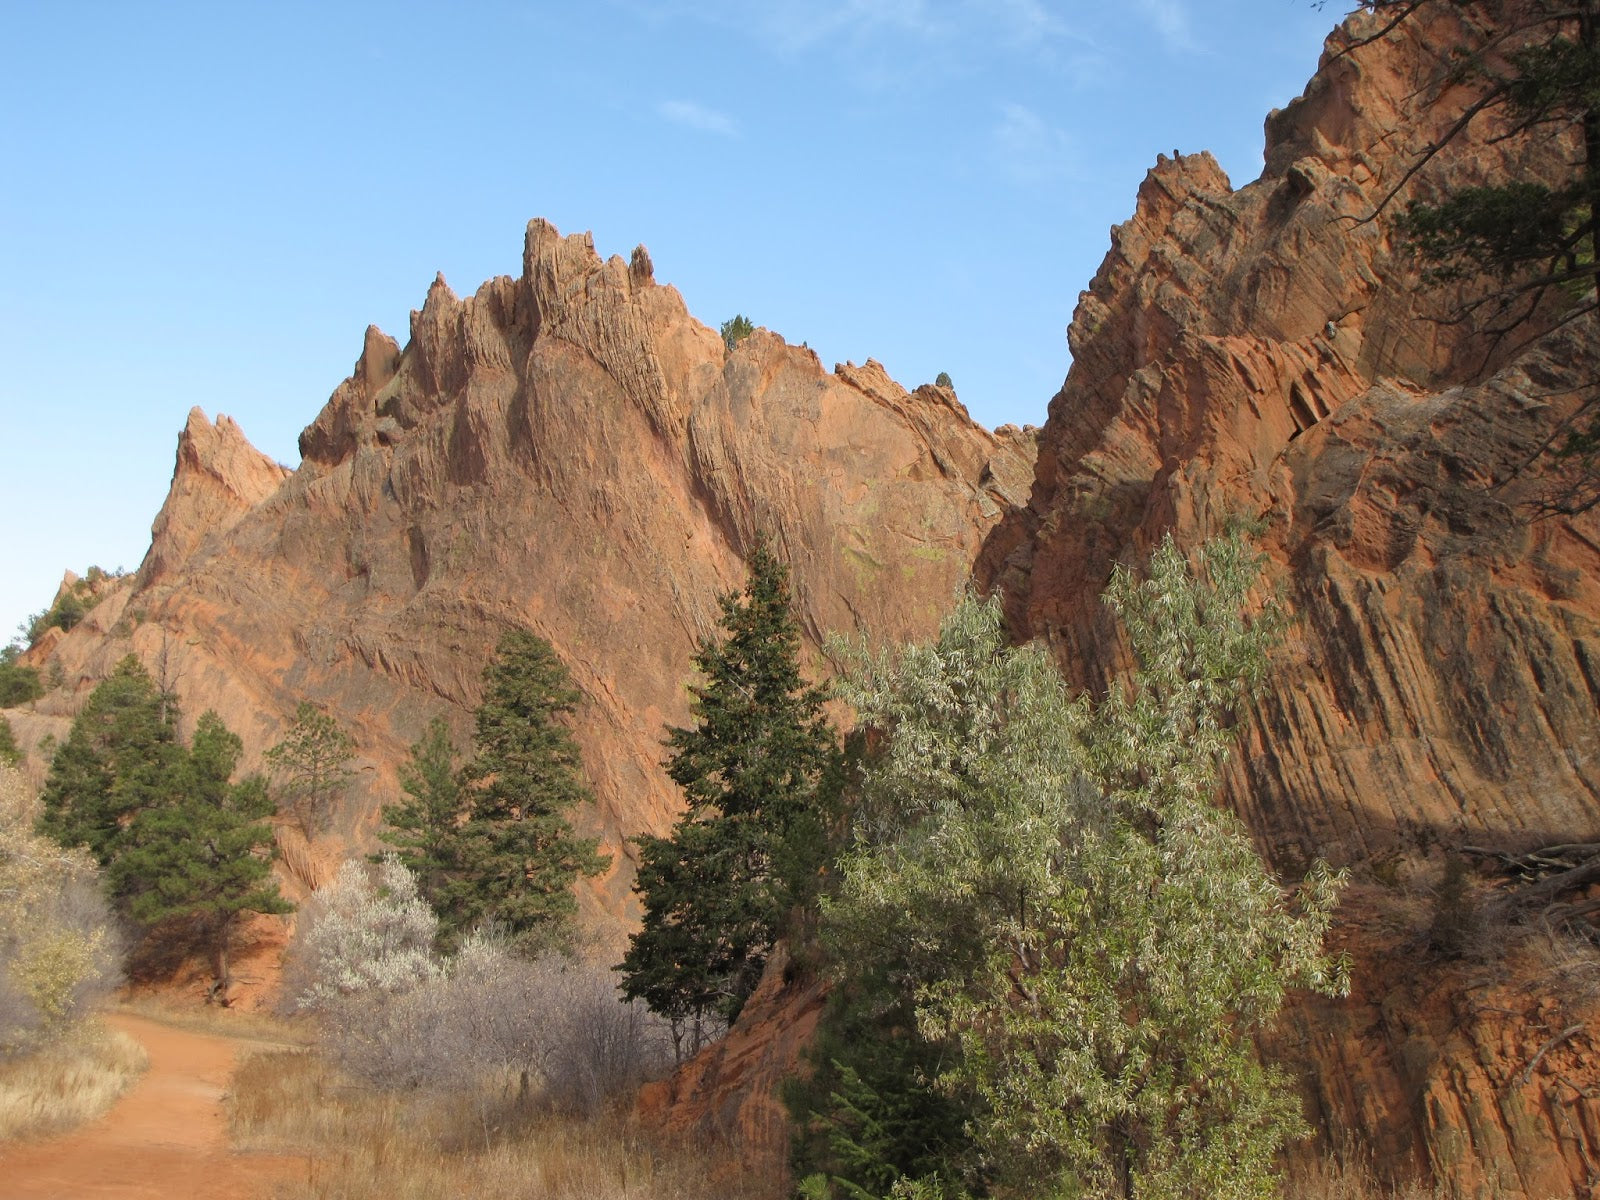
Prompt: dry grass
<box><xmin>1284</xmin><ymin>1152</ymin><xmax>1445</xmax><ymax>1200</ymax></box>
<box><xmin>228</xmin><ymin>1047</ymin><xmax>780</xmax><ymax>1200</ymax></box>
<box><xmin>117</xmin><ymin>993</ymin><xmax>310</xmax><ymax>1046</ymax></box>
<box><xmin>0</xmin><ymin>1019</ymin><xmax>148</xmax><ymax>1140</ymax></box>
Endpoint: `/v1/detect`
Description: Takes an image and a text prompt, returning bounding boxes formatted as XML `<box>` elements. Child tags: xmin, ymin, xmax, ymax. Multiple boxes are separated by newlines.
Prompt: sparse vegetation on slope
<box><xmin>19</xmin><ymin>567</ymin><xmax>120</xmax><ymax>649</ymax></box>
<box><xmin>0</xmin><ymin>644</ymin><xmax>42</xmax><ymax>708</ymax></box>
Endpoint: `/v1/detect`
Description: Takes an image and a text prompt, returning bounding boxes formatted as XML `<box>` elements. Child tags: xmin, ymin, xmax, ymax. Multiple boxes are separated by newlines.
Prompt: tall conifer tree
<box><xmin>621</xmin><ymin>542</ymin><xmax>840</xmax><ymax>1050</ymax></box>
<box><xmin>37</xmin><ymin>656</ymin><xmax>182</xmax><ymax>864</ymax></box>
<box><xmin>443</xmin><ymin>631</ymin><xmax>608</xmax><ymax>951</ymax></box>
<box><xmin>111</xmin><ymin>710</ymin><xmax>289</xmax><ymax>992</ymax></box>
<box><xmin>380</xmin><ymin>716</ymin><xmax>463</xmax><ymax>909</ymax></box>
<box><xmin>35</xmin><ymin>662</ymin><xmax>288</xmax><ymax>994</ymax></box>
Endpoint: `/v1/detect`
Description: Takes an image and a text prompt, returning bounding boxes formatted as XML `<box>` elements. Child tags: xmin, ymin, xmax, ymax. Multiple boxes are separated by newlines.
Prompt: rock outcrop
<box><xmin>644</xmin><ymin>4</ymin><xmax>1600</xmax><ymax>1192</ymax></box>
<box><xmin>13</xmin><ymin>3</ymin><xmax>1600</xmax><ymax>1192</ymax></box>
<box><xmin>14</xmin><ymin>220</ymin><xmax>1033</xmax><ymax>936</ymax></box>
<box><xmin>969</xmin><ymin>3</ymin><xmax>1600</xmax><ymax>1194</ymax></box>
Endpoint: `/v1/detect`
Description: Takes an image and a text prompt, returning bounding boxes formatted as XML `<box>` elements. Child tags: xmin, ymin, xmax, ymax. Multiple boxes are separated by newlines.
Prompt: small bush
<box><xmin>721</xmin><ymin>314</ymin><xmax>754</xmax><ymax>352</ymax></box>
<box><xmin>0</xmin><ymin>766</ymin><xmax>121</xmax><ymax>1057</ymax></box>
<box><xmin>322</xmin><ymin>936</ymin><xmax>671</xmax><ymax>1112</ymax></box>
<box><xmin>283</xmin><ymin>855</ymin><xmax>441</xmax><ymax>1012</ymax></box>
<box><xmin>0</xmin><ymin>649</ymin><xmax>42</xmax><ymax>708</ymax></box>
<box><xmin>934</xmin><ymin>371</ymin><xmax>952</xmax><ymax>388</ymax></box>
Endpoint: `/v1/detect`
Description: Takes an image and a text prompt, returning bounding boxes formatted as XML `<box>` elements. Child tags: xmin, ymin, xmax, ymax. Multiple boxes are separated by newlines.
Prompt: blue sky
<box><xmin>1</xmin><ymin>1</ymin><xmax>1345</xmax><ymax>642</ymax></box>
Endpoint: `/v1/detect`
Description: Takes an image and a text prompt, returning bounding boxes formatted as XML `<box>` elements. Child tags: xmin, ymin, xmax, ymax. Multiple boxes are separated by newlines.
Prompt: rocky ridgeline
<box><xmin>15</xmin><ymin>218</ymin><xmax>1033</xmax><ymax>934</ymax></box>
<box><xmin>647</xmin><ymin>5</ymin><xmax>1600</xmax><ymax>1193</ymax></box>
<box><xmin>11</xmin><ymin>2</ymin><xmax>1600</xmax><ymax>1193</ymax></box>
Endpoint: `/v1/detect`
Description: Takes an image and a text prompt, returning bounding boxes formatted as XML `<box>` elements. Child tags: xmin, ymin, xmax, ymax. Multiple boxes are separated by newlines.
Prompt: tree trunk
<box><xmin>211</xmin><ymin>931</ymin><xmax>232</xmax><ymax>1005</ymax></box>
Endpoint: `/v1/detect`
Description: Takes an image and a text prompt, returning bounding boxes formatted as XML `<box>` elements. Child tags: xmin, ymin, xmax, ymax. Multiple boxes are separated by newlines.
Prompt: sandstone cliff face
<box><xmin>16</xmin><ymin>219</ymin><xmax>1032</xmax><ymax>936</ymax></box>
<box><xmin>969</xmin><ymin>4</ymin><xmax>1600</xmax><ymax>1194</ymax></box>
<box><xmin>647</xmin><ymin>4</ymin><xmax>1600</xmax><ymax>1191</ymax></box>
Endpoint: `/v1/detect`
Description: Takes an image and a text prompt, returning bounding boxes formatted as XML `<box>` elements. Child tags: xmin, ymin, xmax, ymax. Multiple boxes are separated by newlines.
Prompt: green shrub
<box><xmin>934</xmin><ymin>371</ymin><xmax>952</xmax><ymax>388</ymax></box>
<box><xmin>721</xmin><ymin>314</ymin><xmax>754</xmax><ymax>351</ymax></box>
<box><xmin>0</xmin><ymin>648</ymin><xmax>42</xmax><ymax>708</ymax></box>
<box><xmin>20</xmin><ymin>569</ymin><xmax>120</xmax><ymax>648</ymax></box>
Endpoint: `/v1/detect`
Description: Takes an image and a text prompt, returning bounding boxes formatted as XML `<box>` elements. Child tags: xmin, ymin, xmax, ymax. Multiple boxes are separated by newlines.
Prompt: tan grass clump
<box><xmin>117</xmin><ymin>992</ymin><xmax>307</xmax><ymax>1046</ymax></box>
<box><xmin>228</xmin><ymin>1047</ymin><xmax>779</xmax><ymax>1200</ymax></box>
<box><xmin>0</xmin><ymin>1019</ymin><xmax>148</xmax><ymax>1140</ymax></box>
<box><xmin>1284</xmin><ymin>1151</ymin><xmax>1445</xmax><ymax>1200</ymax></box>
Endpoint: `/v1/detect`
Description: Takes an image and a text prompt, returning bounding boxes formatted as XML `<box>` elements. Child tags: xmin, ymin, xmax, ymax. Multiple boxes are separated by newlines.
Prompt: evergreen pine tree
<box><xmin>37</xmin><ymin>656</ymin><xmax>182</xmax><ymax>865</ymax></box>
<box><xmin>621</xmin><ymin>542</ymin><xmax>840</xmax><ymax>1046</ymax></box>
<box><xmin>379</xmin><ymin>716</ymin><xmax>463</xmax><ymax>909</ymax></box>
<box><xmin>35</xmin><ymin>662</ymin><xmax>289</xmax><ymax>994</ymax></box>
<box><xmin>111</xmin><ymin>710</ymin><xmax>289</xmax><ymax>993</ymax></box>
<box><xmin>264</xmin><ymin>701</ymin><xmax>355</xmax><ymax>834</ymax></box>
<box><xmin>445</xmin><ymin>630</ymin><xmax>608</xmax><ymax>951</ymax></box>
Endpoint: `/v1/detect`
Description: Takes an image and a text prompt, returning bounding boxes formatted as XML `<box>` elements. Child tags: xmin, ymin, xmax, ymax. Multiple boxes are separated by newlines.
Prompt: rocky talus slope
<box><xmin>11</xmin><ymin>221</ymin><xmax>1033</xmax><ymax>937</ymax></box>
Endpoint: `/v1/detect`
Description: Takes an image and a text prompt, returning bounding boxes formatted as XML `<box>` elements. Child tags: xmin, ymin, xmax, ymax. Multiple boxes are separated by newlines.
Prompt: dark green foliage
<box><xmin>1398</xmin><ymin>181</ymin><xmax>1579</xmax><ymax>283</ymax></box>
<box><xmin>443</xmin><ymin>631</ymin><xmax>609</xmax><ymax>951</ymax></box>
<box><xmin>934</xmin><ymin>371</ymin><xmax>953</xmax><ymax>389</ymax></box>
<box><xmin>34</xmin><ymin>662</ymin><xmax>289</xmax><ymax>990</ymax></box>
<box><xmin>1369</xmin><ymin>4</ymin><xmax>1600</xmax><ymax>306</ymax></box>
<box><xmin>265</xmin><ymin>702</ymin><xmax>355</xmax><ymax>834</ymax></box>
<box><xmin>380</xmin><ymin>716</ymin><xmax>463</xmax><ymax>906</ymax></box>
<box><xmin>0</xmin><ymin>645</ymin><xmax>43</xmax><ymax>707</ymax></box>
<box><xmin>787</xmin><ymin>983</ymin><xmax>973</xmax><ymax>1199</ymax></box>
<box><xmin>0</xmin><ymin>716</ymin><xmax>18</xmax><ymax>767</ymax></box>
<box><xmin>620</xmin><ymin>543</ymin><xmax>841</xmax><ymax>1048</ymax></box>
<box><xmin>721</xmin><ymin>313</ymin><xmax>755</xmax><ymax>351</ymax></box>
<box><xmin>37</xmin><ymin>656</ymin><xmax>183</xmax><ymax>866</ymax></box>
<box><xmin>111</xmin><ymin>711</ymin><xmax>289</xmax><ymax>988</ymax></box>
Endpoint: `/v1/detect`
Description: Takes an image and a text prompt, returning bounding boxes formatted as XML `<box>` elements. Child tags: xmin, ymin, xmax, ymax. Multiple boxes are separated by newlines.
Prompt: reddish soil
<box><xmin>1</xmin><ymin>1012</ymin><xmax>306</xmax><ymax>1199</ymax></box>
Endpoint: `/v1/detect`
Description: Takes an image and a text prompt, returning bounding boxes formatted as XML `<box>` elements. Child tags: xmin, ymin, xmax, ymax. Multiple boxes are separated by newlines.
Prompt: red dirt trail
<box><xmin>1</xmin><ymin>1012</ymin><xmax>305</xmax><ymax>1199</ymax></box>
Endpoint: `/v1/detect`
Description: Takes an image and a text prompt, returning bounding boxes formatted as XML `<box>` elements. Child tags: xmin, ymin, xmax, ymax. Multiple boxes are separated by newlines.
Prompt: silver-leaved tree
<box><xmin>801</xmin><ymin>531</ymin><xmax>1348</xmax><ymax>1200</ymax></box>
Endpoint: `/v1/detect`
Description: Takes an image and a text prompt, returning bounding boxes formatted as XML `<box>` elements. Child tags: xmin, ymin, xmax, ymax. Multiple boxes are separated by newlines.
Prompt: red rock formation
<box><xmin>647</xmin><ymin>5</ymin><xmax>1600</xmax><ymax>1193</ymax></box>
<box><xmin>14</xmin><ymin>3</ymin><xmax>1600</xmax><ymax>1190</ymax></box>
<box><xmin>636</xmin><ymin>943</ymin><xmax>827</xmax><ymax>1171</ymax></box>
<box><xmin>969</xmin><ymin>3</ymin><xmax>1600</xmax><ymax>1194</ymax></box>
<box><xmin>16</xmin><ymin>219</ymin><xmax>1032</xmax><ymax>940</ymax></box>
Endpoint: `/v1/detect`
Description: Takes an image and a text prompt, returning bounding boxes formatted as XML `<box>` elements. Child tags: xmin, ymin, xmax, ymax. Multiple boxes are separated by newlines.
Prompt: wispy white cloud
<box><xmin>992</xmin><ymin>101</ymin><xmax>1073</xmax><ymax>183</ymax></box>
<box><xmin>623</xmin><ymin>0</ymin><xmax>1083</xmax><ymax>88</ymax></box>
<box><xmin>657</xmin><ymin>99</ymin><xmax>739</xmax><ymax>136</ymax></box>
<box><xmin>1134</xmin><ymin>0</ymin><xmax>1199</xmax><ymax>53</ymax></box>
<box><xmin>971</xmin><ymin>0</ymin><xmax>1068</xmax><ymax>46</ymax></box>
<box><xmin>740</xmin><ymin>0</ymin><xmax>944</xmax><ymax>54</ymax></box>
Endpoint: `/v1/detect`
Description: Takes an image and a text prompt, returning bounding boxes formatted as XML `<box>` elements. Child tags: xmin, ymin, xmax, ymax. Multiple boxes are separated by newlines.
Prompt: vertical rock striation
<box><xmin>975</xmin><ymin>4</ymin><xmax>1600</xmax><ymax>1193</ymax></box>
